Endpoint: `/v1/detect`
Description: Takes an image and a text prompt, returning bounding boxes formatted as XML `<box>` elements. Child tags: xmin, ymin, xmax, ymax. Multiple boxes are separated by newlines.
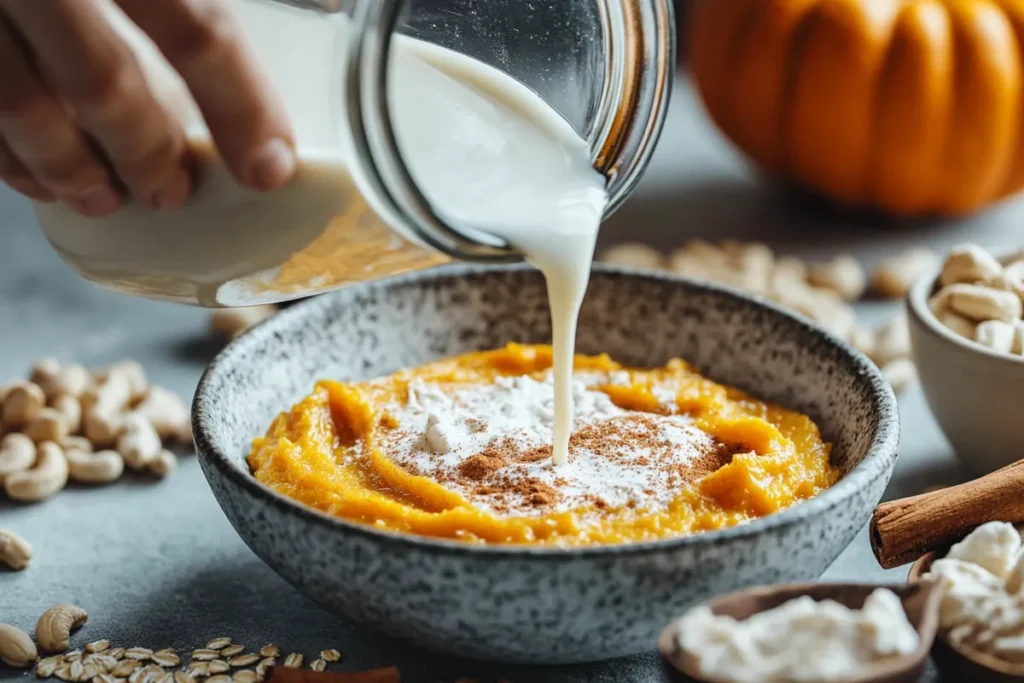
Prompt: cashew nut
<box><xmin>0</xmin><ymin>623</ymin><xmax>37</xmax><ymax>667</ymax></box>
<box><xmin>665</xmin><ymin>241</ymin><xmax>779</xmax><ymax>295</ymax></box>
<box><xmin>0</xmin><ymin>433</ymin><xmax>35</xmax><ymax>485</ymax></box>
<box><xmin>51</xmin><ymin>394</ymin><xmax>82</xmax><ymax>434</ymax></box>
<box><xmin>50</xmin><ymin>364</ymin><xmax>91</xmax><ymax>400</ymax></box>
<box><xmin>98</xmin><ymin>360</ymin><xmax>148</xmax><ymax>402</ymax></box>
<box><xmin>991</xmin><ymin>260</ymin><xmax>1024</xmax><ymax>305</ymax></box>
<box><xmin>36</xmin><ymin>604</ymin><xmax>88</xmax><ymax>653</ymax></box>
<box><xmin>29</xmin><ymin>358</ymin><xmax>61</xmax><ymax>388</ymax></box>
<box><xmin>733</xmin><ymin>266</ymin><xmax>774</xmax><ymax>294</ymax></box>
<box><xmin>66</xmin><ymin>448</ymin><xmax>124</xmax><ymax>485</ymax></box>
<box><xmin>0</xmin><ymin>528</ymin><xmax>32</xmax><ymax>570</ymax></box>
<box><xmin>684</xmin><ymin>260</ymin><xmax>766</xmax><ymax>293</ymax></box>
<box><xmin>1</xmin><ymin>381</ymin><xmax>45</xmax><ymax>430</ymax></box>
<box><xmin>131</xmin><ymin>387</ymin><xmax>189</xmax><ymax>439</ymax></box>
<box><xmin>4</xmin><ymin>442</ymin><xmax>69</xmax><ymax>503</ymax></box>
<box><xmin>882</xmin><ymin>358</ymin><xmax>917</xmax><ymax>395</ymax></box>
<box><xmin>83</xmin><ymin>405</ymin><xmax>125</xmax><ymax>449</ymax></box>
<box><xmin>723</xmin><ymin>240</ymin><xmax>775</xmax><ymax>271</ymax></box>
<box><xmin>975</xmin><ymin>320</ymin><xmax>1017</xmax><ymax>354</ymax></box>
<box><xmin>872</xmin><ymin>248</ymin><xmax>938</xmax><ymax>299</ymax></box>
<box><xmin>82</xmin><ymin>372</ymin><xmax>132</xmax><ymax>415</ymax></box>
<box><xmin>673</xmin><ymin>242</ymin><xmax>773</xmax><ymax>291</ymax></box>
<box><xmin>33</xmin><ymin>362</ymin><xmax>91</xmax><ymax>401</ymax></box>
<box><xmin>872</xmin><ymin>315</ymin><xmax>911</xmax><ymax>367</ymax></box>
<box><xmin>149</xmin><ymin>450</ymin><xmax>177</xmax><ymax>478</ymax></box>
<box><xmin>23</xmin><ymin>407</ymin><xmax>69</xmax><ymax>444</ymax></box>
<box><xmin>773</xmin><ymin>255</ymin><xmax>810</xmax><ymax>283</ymax></box>
<box><xmin>684</xmin><ymin>239</ymin><xmax>731</xmax><ymax>266</ymax></box>
<box><xmin>936</xmin><ymin>309</ymin><xmax>977</xmax><ymax>339</ymax></box>
<box><xmin>176</xmin><ymin>417</ymin><xmax>194</xmax><ymax>447</ymax></box>
<box><xmin>928</xmin><ymin>289</ymin><xmax>979</xmax><ymax>339</ymax></box>
<box><xmin>848</xmin><ymin>325</ymin><xmax>876</xmax><ymax>358</ymax></box>
<box><xmin>66</xmin><ymin>448</ymin><xmax>123</xmax><ymax>485</ymax></box>
<box><xmin>209</xmin><ymin>305</ymin><xmax>279</xmax><ymax>341</ymax></box>
<box><xmin>808</xmin><ymin>254</ymin><xmax>867</xmax><ymax>302</ymax></box>
<box><xmin>771</xmin><ymin>280</ymin><xmax>856</xmax><ymax>340</ymax></box>
<box><xmin>939</xmin><ymin>243</ymin><xmax>1004</xmax><ymax>287</ymax></box>
<box><xmin>116</xmin><ymin>414</ymin><xmax>161</xmax><ymax>471</ymax></box>
<box><xmin>766</xmin><ymin>256</ymin><xmax>812</xmax><ymax>304</ymax></box>
<box><xmin>59</xmin><ymin>436</ymin><xmax>92</xmax><ymax>452</ymax></box>
<box><xmin>1014</xmin><ymin>322</ymin><xmax>1024</xmax><ymax>356</ymax></box>
<box><xmin>598</xmin><ymin>242</ymin><xmax>665</xmax><ymax>270</ymax></box>
<box><xmin>944</xmin><ymin>283</ymin><xmax>1023</xmax><ymax>323</ymax></box>
<box><xmin>725</xmin><ymin>241</ymin><xmax>774</xmax><ymax>294</ymax></box>
<box><xmin>669</xmin><ymin>251</ymin><xmax>720</xmax><ymax>282</ymax></box>
<box><xmin>797</xmin><ymin>290</ymin><xmax>856</xmax><ymax>340</ymax></box>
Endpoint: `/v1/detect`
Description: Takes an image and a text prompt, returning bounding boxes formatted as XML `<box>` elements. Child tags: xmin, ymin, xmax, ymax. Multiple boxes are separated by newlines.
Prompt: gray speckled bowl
<box><xmin>193</xmin><ymin>264</ymin><xmax>900</xmax><ymax>665</ymax></box>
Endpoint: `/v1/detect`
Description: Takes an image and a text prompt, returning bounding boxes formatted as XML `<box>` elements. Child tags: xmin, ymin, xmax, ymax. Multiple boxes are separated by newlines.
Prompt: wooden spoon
<box><xmin>657</xmin><ymin>581</ymin><xmax>945</xmax><ymax>683</ymax></box>
<box><xmin>908</xmin><ymin>527</ymin><xmax>1024</xmax><ymax>683</ymax></box>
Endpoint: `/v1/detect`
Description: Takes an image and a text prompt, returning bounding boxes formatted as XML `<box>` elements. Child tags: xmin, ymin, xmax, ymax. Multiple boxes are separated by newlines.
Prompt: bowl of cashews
<box><xmin>908</xmin><ymin>244</ymin><xmax>1024</xmax><ymax>476</ymax></box>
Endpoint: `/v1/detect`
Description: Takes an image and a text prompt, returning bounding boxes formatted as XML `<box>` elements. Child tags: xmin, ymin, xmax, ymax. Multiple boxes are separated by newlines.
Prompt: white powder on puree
<box><xmin>378</xmin><ymin>373</ymin><xmax>728</xmax><ymax>517</ymax></box>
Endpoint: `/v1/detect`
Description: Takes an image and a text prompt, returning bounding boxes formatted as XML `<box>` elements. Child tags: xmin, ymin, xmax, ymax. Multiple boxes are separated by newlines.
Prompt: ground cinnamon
<box><xmin>436</xmin><ymin>415</ymin><xmax>735</xmax><ymax>515</ymax></box>
<box><xmin>870</xmin><ymin>459</ymin><xmax>1024</xmax><ymax>569</ymax></box>
<box><xmin>266</xmin><ymin>666</ymin><xmax>401</xmax><ymax>683</ymax></box>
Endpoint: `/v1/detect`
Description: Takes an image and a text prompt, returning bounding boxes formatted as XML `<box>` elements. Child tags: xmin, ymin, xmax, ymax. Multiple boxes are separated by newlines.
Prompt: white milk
<box><xmin>387</xmin><ymin>37</ymin><xmax>608</xmax><ymax>467</ymax></box>
<box><xmin>36</xmin><ymin>1</ymin><xmax>607</xmax><ymax>466</ymax></box>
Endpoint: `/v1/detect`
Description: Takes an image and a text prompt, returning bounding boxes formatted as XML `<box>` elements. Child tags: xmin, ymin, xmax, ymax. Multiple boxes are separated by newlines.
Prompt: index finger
<box><xmin>116</xmin><ymin>0</ymin><xmax>296</xmax><ymax>191</ymax></box>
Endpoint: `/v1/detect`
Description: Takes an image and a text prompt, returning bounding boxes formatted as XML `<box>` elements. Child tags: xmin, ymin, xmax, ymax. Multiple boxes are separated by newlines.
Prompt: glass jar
<box><xmin>34</xmin><ymin>0</ymin><xmax>675</xmax><ymax>306</ymax></box>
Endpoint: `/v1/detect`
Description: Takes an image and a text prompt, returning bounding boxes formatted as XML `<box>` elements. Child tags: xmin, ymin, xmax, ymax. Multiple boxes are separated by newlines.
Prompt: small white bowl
<box><xmin>908</xmin><ymin>267</ymin><xmax>1024</xmax><ymax>476</ymax></box>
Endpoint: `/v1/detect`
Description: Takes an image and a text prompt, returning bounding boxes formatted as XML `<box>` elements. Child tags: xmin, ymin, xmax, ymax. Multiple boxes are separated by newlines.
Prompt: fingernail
<box><xmin>148</xmin><ymin>171</ymin><xmax>192</xmax><ymax>210</ymax></box>
<box><xmin>246</xmin><ymin>138</ymin><xmax>296</xmax><ymax>191</ymax></box>
<box><xmin>73</xmin><ymin>186</ymin><xmax>122</xmax><ymax>217</ymax></box>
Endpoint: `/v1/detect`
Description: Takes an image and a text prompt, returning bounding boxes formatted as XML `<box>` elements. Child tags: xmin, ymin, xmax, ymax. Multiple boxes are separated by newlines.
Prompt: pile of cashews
<box><xmin>599</xmin><ymin>240</ymin><xmax>924</xmax><ymax>395</ymax></box>
<box><xmin>929</xmin><ymin>244</ymin><xmax>1024</xmax><ymax>357</ymax></box>
<box><xmin>0</xmin><ymin>359</ymin><xmax>192</xmax><ymax>506</ymax></box>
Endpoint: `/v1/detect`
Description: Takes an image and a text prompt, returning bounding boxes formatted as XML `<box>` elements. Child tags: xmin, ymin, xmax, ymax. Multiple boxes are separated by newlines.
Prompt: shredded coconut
<box><xmin>674</xmin><ymin>589</ymin><xmax>920</xmax><ymax>683</ymax></box>
<box><xmin>924</xmin><ymin>522</ymin><xmax>1024</xmax><ymax>658</ymax></box>
<box><xmin>378</xmin><ymin>374</ymin><xmax>727</xmax><ymax>516</ymax></box>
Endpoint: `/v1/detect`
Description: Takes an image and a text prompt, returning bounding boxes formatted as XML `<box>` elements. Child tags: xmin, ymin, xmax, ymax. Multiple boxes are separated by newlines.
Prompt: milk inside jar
<box><xmin>34</xmin><ymin>0</ymin><xmax>665</xmax><ymax>465</ymax></box>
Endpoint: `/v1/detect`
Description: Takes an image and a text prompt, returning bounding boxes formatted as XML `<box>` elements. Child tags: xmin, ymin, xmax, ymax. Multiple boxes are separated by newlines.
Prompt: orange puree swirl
<box><xmin>248</xmin><ymin>344</ymin><xmax>839</xmax><ymax>546</ymax></box>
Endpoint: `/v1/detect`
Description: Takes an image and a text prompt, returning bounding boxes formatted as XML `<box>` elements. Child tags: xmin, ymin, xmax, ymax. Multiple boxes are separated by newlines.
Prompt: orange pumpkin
<box><xmin>689</xmin><ymin>0</ymin><xmax>1024</xmax><ymax>217</ymax></box>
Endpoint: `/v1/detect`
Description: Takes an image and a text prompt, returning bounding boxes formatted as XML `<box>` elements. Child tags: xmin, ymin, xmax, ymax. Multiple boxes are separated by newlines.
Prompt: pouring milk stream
<box><xmin>33</xmin><ymin>0</ymin><xmax>666</xmax><ymax>467</ymax></box>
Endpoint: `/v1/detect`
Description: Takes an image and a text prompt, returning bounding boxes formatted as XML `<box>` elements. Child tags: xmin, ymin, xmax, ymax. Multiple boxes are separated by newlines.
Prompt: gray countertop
<box><xmin>2</xmin><ymin>76</ymin><xmax>1019</xmax><ymax>682</ymax></box>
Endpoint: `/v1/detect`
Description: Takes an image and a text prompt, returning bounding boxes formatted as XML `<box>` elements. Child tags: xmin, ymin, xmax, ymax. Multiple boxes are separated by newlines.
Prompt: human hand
<box><xmin>0</xmin><ymin>0</ymin><xmax>296</xmax><ymax>217</ymax></box>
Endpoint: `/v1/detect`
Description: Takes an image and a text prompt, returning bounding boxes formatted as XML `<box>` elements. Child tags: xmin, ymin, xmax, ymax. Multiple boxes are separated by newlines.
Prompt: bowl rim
<box><xmin>193</xmin><ymin>263</ymin><xmax>901</xmax><ymax>559</ymax></box>
<box><xmin>907</xmin><ymin>254</ymin><xmax>1024</xmax><ymax>367</ymax></box>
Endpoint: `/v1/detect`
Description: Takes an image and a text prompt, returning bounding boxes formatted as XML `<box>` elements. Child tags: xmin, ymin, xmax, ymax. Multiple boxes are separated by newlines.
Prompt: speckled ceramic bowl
<box><xmin>193</xmin><ymin>264</ymin><xmax>900</xmax><ymax>665</ymax></box>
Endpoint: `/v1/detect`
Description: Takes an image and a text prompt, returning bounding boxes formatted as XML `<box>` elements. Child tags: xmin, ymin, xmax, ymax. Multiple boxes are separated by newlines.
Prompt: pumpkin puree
<box><xmin>248</xmin><ymin>344</ymin><xmax>839</xmax><ymax>546</ymax></box>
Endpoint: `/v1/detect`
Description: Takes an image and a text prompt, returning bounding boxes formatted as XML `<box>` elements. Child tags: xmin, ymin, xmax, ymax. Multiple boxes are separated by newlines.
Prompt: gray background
<box><xmin>1</xmin><ymin>77</ymin><xmax>1019</xmax><ymax>682</ymax></box>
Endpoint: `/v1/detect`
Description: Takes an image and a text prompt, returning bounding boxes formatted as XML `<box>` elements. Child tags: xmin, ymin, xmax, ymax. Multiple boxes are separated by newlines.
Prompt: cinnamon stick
<box><xmin>870</xmin><ymin>459</ymin><xmax>1024</xmax><ymax>569</ymax></box>
<box><xmin>266</xmin><ymin>667</ymin><xmax>400</xmax><ymax>683</ymax></box>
